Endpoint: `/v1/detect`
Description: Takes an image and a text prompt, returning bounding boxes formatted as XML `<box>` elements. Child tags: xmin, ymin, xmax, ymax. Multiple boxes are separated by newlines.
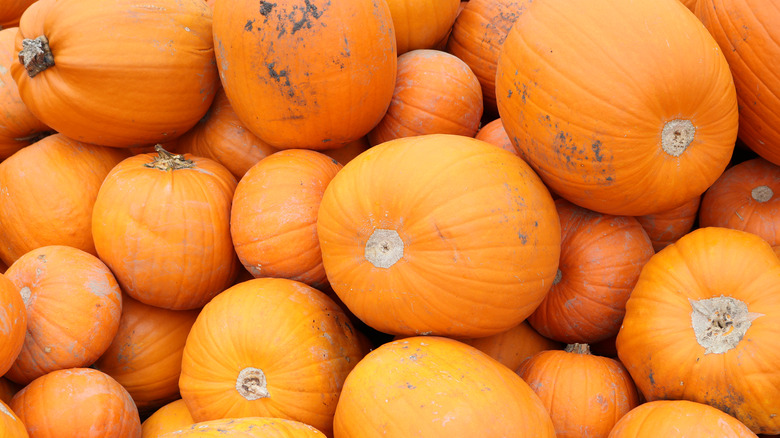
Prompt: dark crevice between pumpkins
<box><xmin>144</xmin><ymin>144</ymin><xmax>195</xmax><ymax>171</ymax></box>
<box><xmin>19</xmin><ymin>35</ymin><xmax>54</xmax><ymax>78</ymax></box>
<box><xmin>14</xmin><ymin>130</ymin><xmax>56</xmax><ymax>144</ymax></box>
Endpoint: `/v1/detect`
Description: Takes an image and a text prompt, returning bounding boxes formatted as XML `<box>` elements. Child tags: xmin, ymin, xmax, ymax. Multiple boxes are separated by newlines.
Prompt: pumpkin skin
<box><xmin>317</xmin><ymin>134</ymin><xmax>561</xmax><ymax>338</ymax></box>
<box><xmin>11</xmin><ymin>0</ymin><xmax>218</xmax><ymax>148</ymax></box>
<box><xmin>384</xmin><ymin>0</ymin><xmax>461</xmax><ymax>55</ymax></box>
<box><xmin>527</xmin><ymin>199</ymin><xmax>655</xmax><ymax>344</ymax></box>
<box><xmin>616</xmin><ymin>227</ymin><xmax>780</xmax><ymax>434</ymax></box>
<box><xmin>0</xmin><ymin>273</ymin><xmax>25</xmax><ymax>377</ymax></box>
<box><xmin>179</xmin><ymin>278</ymin><xmax>368</xmax><ymax>437</ymax></box>
<box><xmin>699</xmin><ymin>158</ymin><xmax>780</xmax><ymax>246</ymax></box>
<box><xmin>0</xmin><ymin>0</ymin><xmax>36</xmax><ymax>29</ymax></box>
<box><xmin>92</xmin><ymin>295</ymin><xmax>200</xmax><ymax>414</ymax></box>
<box><xmin>460</xmin><ymin>321</ymin><xmax>562</xmax><ymax>372</ymax></box>
<box><xmin>0</xmin><ymin>133</ymin><xmax>128</xmax><ymax>266</ymax></box>
<box><xmin>92</xmin><ymin>147</ymin><xmax>239</xmax><ymax>310</ymax></box>
<box><xmin>0</xmin><ymin>399</ymin><xmax>28</xmax><ymax>438</ymax></box>
<box><xmin>157</xmin><ymin>417</ymin><xmax>326</xmax><ymax>438</ymax></box>
<box><xmin>4</xmin><ymin>245</ymin><xmax>122</xmax><ymax>385</ymax></box>
<box><xmin>695</xmin><ymin>0</ymin><xmax>780</xmax><ymax>165</ymax></box>
<box><xmin>0</xmin><ymin>378</ymin><xmax>21</xmax><ymax>405</ymax></box>
<box><xmin>231</xmin><ymin>150</ymin><xmax>342</xmax><ymax>288</ymax></box>
<box><xmin>333</xmin><ymin>336</ymin><xmax>556</xmax><ymax>437</ymax></box>
<box><xmin>475</xmin><ymin>118</ymin><xmax>519</xmax><ymax>155</ymax></box>
<box><xmin>496</xmin><ymin>0</ymin><xmax>738</xmax><ymax>216</ymax></box>
<box><xmin>608</xmin><ymin>400</ymin><xmax>758</xmax><ymax>437</ymax></box>
<box><xmin>10</xmin><ymin>368</ymin><xmax>142</xmax><ymax>438</ymax></box>
<box><xmin>141</xmin><ymin>399</ymin><xmax>194</xmax><ymax>438</ymax></box>
<box><xmin>320</xmin><ymin>136</ymin><xmax>370</xmax><ymax>166</ymax></box>
<box><xmin>213</xmin><ymin>0</ymin><xmax>397</xmax><ymax>150</ymax></box>
<box><xmin>636</xmin><ymin>195</ymin><xmax>702</xmax><ymax>252</ymax></box>
<box><xmin>0</xmin><ymin>27</ymin><xmax>50</xmax><ymax>160</ymax></box>
<box><xmin>516</xmin><ymin>343</ymin><xmax>640</xmax><ymax>438</ymax></box>
<box><xmin>172</xmin><ymin>87</ymin><xmax>279</xmax><ymax>180</ymax></box>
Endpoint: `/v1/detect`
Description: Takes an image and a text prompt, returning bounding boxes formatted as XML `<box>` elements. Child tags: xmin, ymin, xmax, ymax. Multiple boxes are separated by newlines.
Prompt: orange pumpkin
<box><xmin>0</xmin><ymin>273</ymin><xmax>25</xmax><ymax>377</ymax></box>
<box><xmin>317</xmin><ymin>134</ymin><xmax>561</xmax><ymax>338</ymax></box>
<box><xmin>0</xmin><ymin>378</ymin><xmax>21</xmax><ymax>405</ymax></box>
<box><xmin>172</xmin><ymin>87</ymin><xmax>279</xmax><ymax>180</ymax></box>
<box><xmin>3</xmin><ymin>245</ymin><xmax>122</xmax><ymax>385</ymax></box>
<box><xmin>699</xmin><ymin>158</ymin><xmax>780</xmax><ymax>246</ymax></box>
<box><xmin>695</xmin><ymin>0</ymin><xmax>780</xmax><ymax>165</ymax></box>
<box><xmin>179</xmin><ymin>278</ymin><xmax>368</xmax><ymax>437</ymax></box>
<box><xmin>516</xmin><ymin>343</ymin><xmax>640</xmax><ymax>437</ymax></box>
<box><xmin>11</xmin><ymin>0</ymin><xmax>218</xmax><ymax>148</ymax></box>
<box><xmin>460</xmin><ymin>321</ymin><xmax>562</xmax><ymax>371</ymax></box>
<box><xmin>0</xmin><ymin>27</ymin><xmax>50</xmax><ymax>160</ymax></box>
<box><xmin>474</xmin><ymin>118</ymin><xmax>518</xmax><ymax>155</ymax></box>
<box><xmin>0</xmin><ymin>399</ymin><xmax>28</xmax><ymax>438</ymax></box>
<box><xmin>92</xmin><ymin>295</ymin><xmax>200</xmax><ymax>414</ymax></box>
<box><xmin>212</xmin><ymin>0</ymin><xmax>397</xmax><ymax>150</ymax></box>
<box><xmin>320</xmin><ymin>136</ymin><xmax>370</xmax><ymax>166</ymax></box>
<box><xmin>527</xmin><ymin>199</ymin><xmax>655</xmax><ymax>344</ymax></box>
<box><xmin>231</xmin><ymin>150</ymin><xmax>342</xmax><ymax>288</ymax></box>
<box><xmin>384</xmin><ymin>0</ymin><xmax>461</xmax><ymax>55</ymax></box>
<box><xmin>0</xmin><ymin>0</ymin><xmax>37</xmax><ymax>28</ymax></box>
<box><xmin>157</xmin><ymin>417</ymin><xmax>326</xmax><ymax>438</ymax></box>
<box><xmin>635</xmin><ymin>195</ymin><xmax>702</xmax><ymax>252</ymax></box>
<box><xmin>92</xmin><ymin>146</ymin><xmax>239</xmax><ymax>310</ymax></box>
<box><xmin>368</xmin><ymin>49</ymin><xmax>483</xmax><ymax>146</ymax></box>
<box><xmin>0</xmin><ymin>133</ymin><xmax>128</xmax><ymax>266</ymax></box>
<box><xmin>616</xmin><ymin>227</ymin><xmax>780</xmax><ymax>434</ymax></box>
<box><xmin>334</xmin><ymin>336</ymin><xmax>556</xmax><ymax>437</ymax></box>
<box><xmin>495</xmin><ymin>0</ymin><xmax>738</xmax><ymax>216</ymax></box>
<box><xmin>10</xmin><ymin>368</ymin><xmax>142</xmax><ymax>438</ymax></box>
<box><xmin>141</xmin><ymin>399</ymin><xmax>195</xmax><ymax>438</ymax></box>
<box><xmin>609</xmin><ymin>400</ymin><xmax>758</xmax><ymax>437</ymax></box>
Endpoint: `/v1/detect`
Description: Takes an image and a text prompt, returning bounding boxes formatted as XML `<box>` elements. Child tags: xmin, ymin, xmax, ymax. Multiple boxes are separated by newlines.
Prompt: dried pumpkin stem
<box><xmin>235</xmin><ymin>367</ymin><xmax>270</xmax><ymax>401</ymax></box>
<box><xmin>564</xmin><ymin>343</ymin><xmax>591</xmax><ymax>354</ymax></box>
<box><xmin>752</xmin><ymin>185</ymin><xmax>773</xmax><ymax>203</ymax></box>
<box><xmin>19</xmin><ymin>35</ymin><xmax>55</xmax><ymax>78</ymax></box>
<box><xmin>365</xmin><ymin>228</ymin><xmax>404</xmax><ymax>268</ymax></box>
<box><xmin>661</xmin><ymin>119</ymin><xmax>695</xmax><ymax>157</ymax></box>
<box><xmin>689</xmin><ymin>295</ymin><xmax>763</xmax><ymax>354</ymax></box>
<box><xmin>144</xmin><ymin>144</ymin><xmax>195</xmax><ymax>171</ymax></box>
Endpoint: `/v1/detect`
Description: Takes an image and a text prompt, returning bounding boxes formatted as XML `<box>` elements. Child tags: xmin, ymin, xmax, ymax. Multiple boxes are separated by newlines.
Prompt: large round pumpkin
<box><xmin>212</xmin><ymin>0</ymin><xmax>397</xmax><ymax>150</ymax></box>
<box><xmin>616</xmin><ymin>227</ymin><xmax>780</xmax><ymax>434</ymax></box>
<box><xmin>317</xmin><ymin>134</ymin><xmax>561</xmax><ymax>338</ymax></box>
<box><xmin>92</xmin><ymin>146</ymin><xmax>239</xmax><ymax>310</ymax></box>
<box><xmin>179</xmin><ymin>278</ymin><xmax>368</xmax><ymax>437</ymax></box>
<box><xmin>495</xmin><ymin>0</ymin><xmax>738</xmax><ymax>216</ymax></box>
<box><xmin>157</xmin><ymin>417</ymin><xmax>326</xmax><ymax>438</ymax></box>
<box><xmin>0</xmin><ymin>273</ymin><xmax>25</xmax><ymax>378</ymax></box>
<box><xmin>608</xmin><ymin>400</ymin><xmax>758</xmax><ymax>437</ymax></box>
<box><xmin>11</xmin><ymin>0</ymin><xmax>218</xmax><ymax>147</ymax></box>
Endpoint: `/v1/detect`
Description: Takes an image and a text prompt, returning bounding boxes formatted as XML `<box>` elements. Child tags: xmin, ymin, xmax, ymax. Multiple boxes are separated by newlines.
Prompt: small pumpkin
<box><xmin>10</xmin><ymin>368</ymin><xmax>142</xmax><ymax>438</ymax></box>
<box><xmin>0</xmin><ymin>0</ymin><xmax>37</xmax><ymax>29</ymax></box>
<box><xmin>635</xmin><ymin>195</ymin><xmax>701</xmax><ymax>252</ymax></box>
<box><xmin>320</xmin><ymin>136</ymin><xmax>370</xmax><ymax>166</ymax></box>
<box><xmin>157</xmin><ymin>417</ymin><xmax>326</xmax><ymax>438</ymax></box>
<box><xmin>460</xmin><ymin>321</ymin><xmax>562</xmax><ymax>371</ymax></box>
<box><xmin>608</xmin><ymin>400</ymin><xmax>758</xmax><ymax>437</ymax></box>
<box><xmin>474</xmin><ymin>118</ymin><xmax>518</xmax><ymax>155</ymax></box>
<box><xmin>0</xmin><ymin>273</ymin><xmax>25</xmax><ymax>377</ymax></box>
<box><xmin>141</xmin><ymin>399</ymin><xmax>195</xmax><ymax>438</ymax></box>
<box><xmin>384</xmin><ymin>0</ymin><xmax>461</xmax><ymax>55</ymax></box>
<box><xmin>0</xmin><ymin>398</ymin><xmax>28</xmax><ymax>438</ymax></box>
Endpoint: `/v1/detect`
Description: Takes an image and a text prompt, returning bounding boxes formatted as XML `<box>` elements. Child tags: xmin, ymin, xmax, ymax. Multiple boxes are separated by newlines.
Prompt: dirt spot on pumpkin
<box><xmin>259</xmin><ymin>1</ymin><xmax>276</xmax><ymax>16</ymax></box>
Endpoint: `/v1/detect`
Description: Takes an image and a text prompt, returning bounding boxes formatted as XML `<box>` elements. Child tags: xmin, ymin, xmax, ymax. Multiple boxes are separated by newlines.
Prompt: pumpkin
<box><xmin>11</xmin><ymin>0</ymin><xmax>218</xmax><ymax>148</ymax></box>
<box><xmin>608</xmin><ymin>400</ymin><xmax>758</xmax><ymax>437</ymax></box>
<box><xmin>92</xmin><ymin>295</ymin><xmax>200</xmax><ymax>414</ymax></box>
<box><xmin>212</xmin><ymin>0</ymin><xmax>397</xmax><ymax>150</ymax></box>
<box><xmin>516</xmin><ymin>343</ymin><xmax>640</xmax><ymax>437</ymax></box>
<box><xmin>368</xmin><ymin>49</ymin><xmax>483</xmax><ymax>145</ymax></box>
<box><xmin>0</xmin><ymin>399</ymin><xmax>28</xmax><ymax>438</ymax></box>
<box><xmin>495</xmin><ymin>0</ymin><xmax>738</xmax><ymax>216</ymax></box>
<box><xmin>231</xmin><ymin>150</ymin><xmax>342</xmax><ymax>288</ymax></box>
<box><xmin>171</xmin><ymin>87</ymin><xmax>279</xmax><ymax>180</ymax></box>
<box><xmin>0</xmin><ymin>27</ymin><xmax>50</xmax><ymax>160</ymax></box>
<box><xmin>474</xmin><ymin>118</ymin><xmax>519</xmax><ymax>155</ymax></box>
<box><xmin>10</xmin><ymin>368</ymin><xmax>142</xmax><ymax>438</ymax></box>
<box><xmin>3</xmin><ymin>245</ymin><xmax>122</xmax><ymax>385</ymax></box>
<box><xmin>333</xmin><ymin>336</ymin><xmax>556</xmax><ymax>437</ymax></box>
<box><xmin>141</xmin><ymin>399</ymin><xmax>194</xmax><ymax>438</ymax></box>
<box><xmin>317</xmin><ymin>134</ymin><xmax>561</xmax><ymax>337</ymax></box>
<box><xmin>92</xmin><ymin>146</ymin><xmax>239</xmax><ymax>310</ymax></box>
<box><xmin>446</xmin><ymin>0</ymin><xmax>524</xmax><ymax>116</ymax></box>
<box><xmin>527</xmin><ymin>199</ymin><xmax>655</xmax><ymax>344</ymax></box>
<box><xmin>0</xmin><ymin>133</ymin><xmax>128</xmax><ymax>266</ymax></box>
<box><xmin>157</xmin><ymin>417</ymin><xmax>326</xmax><ymax>438</ymax></box>
<box><xmin>699</xmin><ymin>158</ymin><xmax>780</xmax><ymax>246</ymax></box>
<box><xmin>616</xmin><ymin>227</ymin><xmax>780</xmax><ymax>434</ymax></box>
<box><xmin>0</xmin><ymin>273</ymin><xmax>25</xmax><ymax>377</ymax></box>
<box><xmin>179</xmin><ymin>278</ymin><xmax>368</xmax><ymax>437</ymax></box>
<box><xmin>384</xmin><ymin>0</ymin><xmax>461</xmax><ymax>55</ymax></box>
<box><xmin>320</xmin><ymin>136</ymin><xmax>370</xmax><ymax>166</ymax></box>
<box><xmin>695</xmin><ymin>0</ymin><xmax>780</xmax><ymax>166</ymax></box>
<box><xmin>460</xmin><ymin>321</ymin><xmax>562</xmax><ymax>371</ymax></box>
<box><xmin>0</xmin><ymin>0</ymin><xmax>37</xmax><ymax>29</ymax></box>
<box><xmin>635</xmin><ymin>195</ymin><xmax>702</xmax><ymax>252</ymax></box>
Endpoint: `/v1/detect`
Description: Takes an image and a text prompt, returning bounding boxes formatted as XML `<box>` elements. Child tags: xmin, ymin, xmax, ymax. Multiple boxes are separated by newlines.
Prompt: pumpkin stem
<box><xmin>19</xmin><ymin>35</ymin><xmax>55</xmax><ymax>78</ymax></box>
<box><xmin>564</xmin><ymin>343</ymin><xmax>591</xmax><ymax>355</ymax></box>
<box><xmin>752</xmin><ymin>185</ymin><xmax>773</xmax><ymax>203</ymax></box>
<box><xmin>553</xmin><ymin>269</ymin><xmax>562</xmax><ymax>285</ymax></box>
<box><xmin>144</xmin><ymin>144</ymin><xmax>195</xmax><ymax>171</ymax></box>
<box><xmin>661</xmin><ymin>119</ymin><xmax>695</xmax><ymax>157</ymax></box>
<box><xmin>365</xmin><ymin>228</ymin><xmax>404</xmax><ymax>268</ymax></box>
<box><xmin>689</xmin><ymin>296</ymin><xmax>763</xmax><ymax>354</ymax></box>
<box><xmin>235</xmin><ymin>367</ymin><xmax>270</xmax><ymax>401</ymax></box>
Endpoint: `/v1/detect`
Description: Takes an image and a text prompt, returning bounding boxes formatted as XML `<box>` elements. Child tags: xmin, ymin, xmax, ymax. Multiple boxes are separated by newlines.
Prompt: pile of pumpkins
<box><xmin>0</xmin><ymin>0</ymin><xmax>778</xmax><ymax>436</ymax></box>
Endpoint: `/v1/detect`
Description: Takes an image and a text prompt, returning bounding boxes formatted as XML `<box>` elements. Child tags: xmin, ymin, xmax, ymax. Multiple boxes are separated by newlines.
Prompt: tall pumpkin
<box><xmin>212</xmin><ymin>0</ymin><xmax>397</xmax><ymax>150</ymax></box>
<box><xmin>92</xmin><ymin>146</ymin><xmax>239</xmax><ymax>310</ymax></box>
<box><xmin>495</xmin><ymin>0</ymin><xmax>738</xmax><ymax>216</ymax></box>
<box><xmin>317</xmin><ymin>134</ymin><xmax>561</xmax><ymax>338</ymax></box>
<box><xmin>11</xmin><ymin>0</ymin><xmax>218</xmax><ymax>147</ymax></box>
<box><xmin>616</xmin><ymin>227</ymin><xmax>780</xmax><ymax>434</ymax></box>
